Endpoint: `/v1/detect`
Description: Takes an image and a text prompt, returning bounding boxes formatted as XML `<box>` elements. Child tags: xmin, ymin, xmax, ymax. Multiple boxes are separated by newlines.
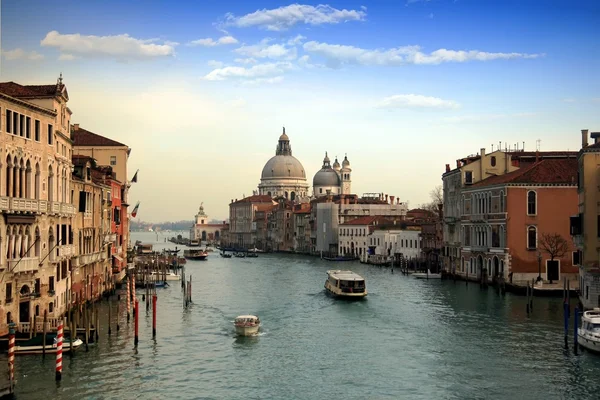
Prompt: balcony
<box><xmin>470</xmin><ymin>214</ymin><xmax>488</xmax><ymax>222</ymax></box>
<box><xmin>72</xmin><ymin>250</ymin><xmax>106</xmax><ymax>267</ymax></box>
<box><xmin>0</xmin><ymin>196</ymin><xmax>75</xmax><ymax>216</ymax></box>
<box><xmin>470</xmin><ymin>244</ymin><xmax>489</xmax><ymax>252</ymax></box>
<box><xmin>58</xmin><ymin>245</ymin><xmax>74</xmax><ymax>258</ymax></box>
<box><xmin>8</xmin><ymin>257</ymin><xmax>40</xmax><ymax>273</ymax></box>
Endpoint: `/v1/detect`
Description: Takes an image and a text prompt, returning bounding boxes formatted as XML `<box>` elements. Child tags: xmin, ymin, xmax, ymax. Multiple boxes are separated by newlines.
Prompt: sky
<box><xmin>1</xmin><ymin>0</ymin><xmax>599</xmax><ymax>222</ymax></box>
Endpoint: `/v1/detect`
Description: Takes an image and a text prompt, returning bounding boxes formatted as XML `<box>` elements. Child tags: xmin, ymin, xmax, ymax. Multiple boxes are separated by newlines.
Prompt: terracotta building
<box><xmin>460</xmin><ymin>158</ymin><xmax>578</xmax><ymax>282</ymax></box>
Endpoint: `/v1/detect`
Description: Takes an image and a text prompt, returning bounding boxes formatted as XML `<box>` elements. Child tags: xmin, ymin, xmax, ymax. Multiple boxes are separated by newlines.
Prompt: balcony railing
<box><xmin>8</xmin><ymin>257</ymin><xmax>40</xmax><ymax>273</ymax></box>
<box><xmin>0</xmin><ymin>196</ymin><xmax>75</xmax><ymax>216</ymax></box>
<box><xmin>72</xmin><ymin>250</ymin><xmax>106</xmax><ymax>267</ymax></box>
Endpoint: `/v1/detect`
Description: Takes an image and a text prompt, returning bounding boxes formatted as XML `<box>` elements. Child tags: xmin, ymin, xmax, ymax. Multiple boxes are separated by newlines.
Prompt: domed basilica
<box><xmin>258</xmin><ymin>128</ymin><xmax>352</xmax><ymax>200</ymax></box>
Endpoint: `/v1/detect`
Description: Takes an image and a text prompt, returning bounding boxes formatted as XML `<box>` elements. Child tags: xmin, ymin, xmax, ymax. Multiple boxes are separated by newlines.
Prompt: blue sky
<box><xmin>1</xmin><ymin>0</ymin><xmax>599</xmax><ymax>222</ymax></box>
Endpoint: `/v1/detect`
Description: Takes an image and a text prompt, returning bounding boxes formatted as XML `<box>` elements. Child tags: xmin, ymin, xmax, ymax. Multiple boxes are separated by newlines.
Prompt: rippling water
<box><xmin>6</xmin><ymin>232</ymin><xmax>600</xmax><ymax>399</ymax></box>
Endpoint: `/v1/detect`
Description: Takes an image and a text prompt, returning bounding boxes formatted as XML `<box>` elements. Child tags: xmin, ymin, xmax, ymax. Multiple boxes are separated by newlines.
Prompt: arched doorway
<box><xmin>19</xmin><ymin>284</ymin><xmax>31</xmax><ymax>323</ymax></box>
<box><xmin>493</xmin><ymin>256</ymin><xmax>499</xmax><ymax>277</ymax></box>
<box><xmin>477</xmin><ymin>255</ymin><xmax>484</xmax><ymax>279</ymax></box>
<box><xmin>201</xmin><ymin>231</ymin><xmax>207</xmax><ymax>241</ymax></box>
<box><xmin>290</xmin><ymin>191</ymin><xmax>296</xmax><ymax>201</ymax></box>
<box><xmin>215</xmin><ymin>231</ymin><xmax>220</xmax><ymax>241</ymax></box>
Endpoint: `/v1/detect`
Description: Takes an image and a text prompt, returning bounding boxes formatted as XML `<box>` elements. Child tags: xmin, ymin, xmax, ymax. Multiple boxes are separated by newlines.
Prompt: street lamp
<box><xmin>537</xmin><ymin>251</ymin><xmax>542</xmax><ymax>283</ymax></box>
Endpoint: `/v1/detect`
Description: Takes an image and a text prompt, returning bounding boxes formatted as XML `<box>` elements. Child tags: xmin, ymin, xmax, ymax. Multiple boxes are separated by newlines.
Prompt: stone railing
<box><xmin>8</xmin><ymin>257</ymin><xmax>40</xmax><ymax>273</ymax></box>
<box><xmin>0</xmin><ymin>196</ymin><xmax>75</xmax><ymax>216</ymax></box>
<box><xmin>72</xmin><ymin>250</ymin><xmax>106</xmax><ymax>267</ymax></box>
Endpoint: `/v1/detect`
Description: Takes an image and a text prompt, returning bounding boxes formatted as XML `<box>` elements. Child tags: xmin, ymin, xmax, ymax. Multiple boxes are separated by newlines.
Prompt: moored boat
<box><xmin>220</xmin><ymin>252</ymin><xmax>232</xmax><ymax>258</ymax></box>
<box><xmin>412</xmin><ymin>270</ymin><xmax>442</xmax><ymax>279</ymax></box>
<box><xmin>578</xmin><ymin>308</ymin><xmax>600</xmax><ymax>353</ymax></box>
<box><xmin>183</xmin><ymin>249</ymin><xmax>208</xmax><ymax>260</ymax></box>
<box><xmin>150</xmin><ymin>271</ymin><xmax>181</xmax><ymax>281</ymax></box>
<box><xmin>12</xmin><ymin>334</ymin><xmax>84</xmax><ymax>355</ymax></box>
<box><xmin>324</xmin><ymin>270</ymin><xmax>367</xmax><ymax>299</ymax></box>
<box><xmin>234</xmin><ymin>315</ymin><xmax>261</xmax><ymax>336</ymax></box>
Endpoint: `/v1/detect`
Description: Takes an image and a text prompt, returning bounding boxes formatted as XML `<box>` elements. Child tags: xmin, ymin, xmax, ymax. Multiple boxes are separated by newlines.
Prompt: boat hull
<box><xmin>13</xmin><ymin>338</ymin><xmax>84</xmax><ymax>355</ymax></box>
<box><xmin>578</xmin><ymin>332</ymin><xmax>600</xmax><ymax>353</ymax></box>
<box><xmin>412</xmin><ymin>273</ymin><xmax>442</xmax><ymax>279</ymax></box>
<box><xmin>235</xmin><ymin>324</ymin><xmax>260</xmax><ymax>336</ymax></box>
<box><xmin>184</xmin><ymin>255</ymin><xmax>207</xmax><ymax>261</ymax></box>
<box><xmin>324</xmin><ymin>283</ymin><xmax>367</xmax><ymax>299</ymax></box>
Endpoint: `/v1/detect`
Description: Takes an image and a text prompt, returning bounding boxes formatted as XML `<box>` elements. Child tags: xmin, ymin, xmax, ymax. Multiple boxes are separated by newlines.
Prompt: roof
<box><xmin>327</xmin><ymin>270</ymin><xmax>365</xmax><ymax>281</ymax></box>
<box><xmin>293</xmin><ymin>203</ymin><xmax>311</xmax><ymax>214</ymax></box>
<box><xmin>342</xmin><ymin>215</ymin><xmax>394</xmax><ymax>226</ymax></box>
<box><xmin>470</xmin><ymin>158</ymin><xmax>578</xmax><ymax>188</ymax></box>
<box><xmin>72</xmin><ymin>126</ymin><xmax>127</xmax><ymax>147</ymax></box>
<box><xmin>232</xmin><ymin>195</ymin><xmax>275</xmax><ymax>205</ymax></box>
<box><xmin>0</xmin><ymin>81</ymin><xmax>65</xmax><ymax>98</ymax></box>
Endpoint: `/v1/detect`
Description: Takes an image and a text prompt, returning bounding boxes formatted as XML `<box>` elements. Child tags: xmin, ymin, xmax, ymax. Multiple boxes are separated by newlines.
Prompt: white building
<box><xmin>368</xmin><ymin>228</ymin><xmax>422</xmax><ymax>263</ymax></box>
<box><xmin>338</xmin><ymin>215</ymin><xmax>391</xmax><ymax>259</ymax></box>
<box><xmin>190</xmin><ymin>203</ymin><xmax>227</xmax><ymax>243</ymax></box>
<box><xmin>312</xmin><ymin>153</ymin><xmax>352</xmax><ymax>197</ymax></box>
<box><xmin>258</xmin><ymin>128</ymin><xmax>310</xmax><ymax>201</ymax></box>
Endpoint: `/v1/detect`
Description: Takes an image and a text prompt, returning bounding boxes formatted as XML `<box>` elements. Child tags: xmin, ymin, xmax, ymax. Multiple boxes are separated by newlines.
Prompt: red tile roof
<box><xmin>72</xmin><ymin>126</ymin><xmax>127</xmax><ymax>147</ymax></box>
<box><xmin>293</xmin><ymin>203</ymin><xmax>311</xmax><ymax>214</ymax></box>
<box><xmin>342</xmin><ymin>215</ymin><xmax>394</xmax><ymax>226</ymax></box>
<box><xmin>470</xmin><ymin>158</ymin><xmax>578</xmax><ymax>188</ymax></box>
<box><xmin>0</xmin><ymin>81</ymin><xmax>64</xmax><ymax>98</ymax></box>
<box><xmin>232</xmin><ymin>195</ymin><xmax>275</xmax><ymax>205</ymax></box>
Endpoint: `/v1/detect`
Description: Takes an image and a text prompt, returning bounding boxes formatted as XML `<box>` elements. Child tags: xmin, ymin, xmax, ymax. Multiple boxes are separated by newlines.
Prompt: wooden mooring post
<box><xmin>42</xmin><ymin>310</ymin><xmax>47</xmax><ymax>356</ymax></box>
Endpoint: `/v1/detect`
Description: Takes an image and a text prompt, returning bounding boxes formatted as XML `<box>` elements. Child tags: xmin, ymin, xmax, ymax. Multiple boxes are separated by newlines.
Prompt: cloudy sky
<box><xmin>1</xmin><ymin>0</ymin><xmax>599</xmax><ymax>222</ymax></box>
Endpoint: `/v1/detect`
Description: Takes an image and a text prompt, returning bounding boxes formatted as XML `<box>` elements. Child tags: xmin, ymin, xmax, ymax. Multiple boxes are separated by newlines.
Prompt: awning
<box><xmin>112</xmin><ymin>254</ymin><xmax>124</xmax><ymax>262</ymax></box>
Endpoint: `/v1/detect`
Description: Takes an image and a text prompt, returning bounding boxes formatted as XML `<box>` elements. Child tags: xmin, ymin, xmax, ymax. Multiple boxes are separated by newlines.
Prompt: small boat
<box><xmin>323</xmin><ymin>256</ymin><xmax>356</xmax><ymax>262</ymax></box>
<box><xmin>324</xmin><ymin>270</ymin><xmax>367</xmax><ymax>299</ymax></box>
<box><xmin>150</xmin><ymin>271</ymin><xmax>181</xmax><ymax>281</ymax></box>
<box><xmin>13</xmin><ymin>334</ymin><xmax>84</xmax><ymax>355</ymax></box>
<box><xmin>220</xmin><ymin>252</ymin><xmax>232</xmax><ymax>258</ymax></box>
<box><xmin>234</xmin><ymin>315</ymin><xmax>261</xmax><ymax>336</ymax></box>
<box><xmin>412</xmin><ymin>270</ymin><xmax>442</xmax><ymax>279</ymax></box>
<box><xmin>578</xmin><ymin>308</ymin><xmax>600</xmax><ymax>353</ymax></box>
<box><xmin>234</xmin><ymin>252</ymin><xmax>246</xmax><ymax>258</ymax></box>
<box><xmin>183</xmin><ymin>249</ymin><xmax>208</xmax><ymax>260</ymax></box>
<box><xmin>246</xmin><ymin>252</ymin><xmax>259</xmax><ymax>258</ymax></box>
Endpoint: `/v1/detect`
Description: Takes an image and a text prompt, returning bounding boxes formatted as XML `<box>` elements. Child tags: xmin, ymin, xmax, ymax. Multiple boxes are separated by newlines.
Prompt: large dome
<box><xmin>261</xmin><ymin>155</ymin><xmax>306</xmax><ymax>179</ymax></box>
<box><xmin>313</xmin><ymin>168</ymin><xmax>340</xmax><ymax>186</ymax></box>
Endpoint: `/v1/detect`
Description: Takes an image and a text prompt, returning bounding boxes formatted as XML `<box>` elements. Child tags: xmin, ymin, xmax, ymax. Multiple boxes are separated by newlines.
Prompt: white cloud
<box><xmin>188</xmin><ymin>35</ymin><xmax>239</xmax><ymax>47</ymax></box>
<box><xmin>223</xmin><ymin>4</ymin><xmax>366</xmax><ymax>31</ymax></box>
<box><xmin>58</xmin><ymin>53</ymin><xmax>78</xmax><ymax>61</ymax></box>
<box><xmin>207</xmin><ymin>60</ymin><xmax>224</xmax><ymax>68</ymax></box>
<box><xmin>297</xmin><ymin>55</ymin><xmax>323</xmax><ymax>69</ymax></box>
<box><xmin>377</xmin><ymin>94</ymin><xmax>460</xmax><ymax>110</ymax></box>
<box><xmin>303</xmin><ymin>41</ymin><xmax>544</xmax><ymax>68</ymax></box>
<box><xmin>287</xmin><ymin>34</ymin><xmax>307</xmax><ymax>46</ymax></box>
<box><xmin>203</xmin><ymin>62</ymin><xmax>291</xmax><ymax>81</ymax></box>
<box><xmin>40</xmin><ymin>30</ymin><xmax>175</xmax><ymax>60</ymax></box>
<box><xmin>234</xmin><ymin>38</ymin><xmax>297</xmax><ymax>60</ymax></box>
<box><xmin>2</xmin><ymin>48</ymin><xmax>44</xmax><ymax>61</ymax></box>
<box><xmin>235</xmin><ymin>58</ymin><xmax>258</xmax><ymax>64</ymax></box>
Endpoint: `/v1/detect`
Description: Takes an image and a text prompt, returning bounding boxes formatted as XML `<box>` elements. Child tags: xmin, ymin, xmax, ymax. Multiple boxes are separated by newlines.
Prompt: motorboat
<box><xmin>220</xmin><ymin>252</ymin><xmax>232</xmax><ymax>258</ymax></box>
<box><xmin>13</xmin><ymin>334</ymin><xmax>84</xmax><ymax>355</ymax></box>
<box><xmin>234</xmin><ymin>315</ymin><xmax>261</xmax><ymax>336</ymax></box>
<box><xmin>324</xmin><ymin>270</ymin><xmax>367</xmax><ymax>299</ymax></box>
<box><xmin>412</xmin><ymin>270</ymin><xmax>442</xmax><ymax>279</ymax></box>
<box><xmin>183</xmin><ymin>249</ymin><xmax>208</xmax><ymax>260</ymax></box>
<box><xmin>150</xmin><ymin>271</ymin><xmax>181</xmax><ymax>281</ymax></box>
<box><xmin>578</xmin><ymin>308</ymin><xmax>600</xmax><ymax>353</ymax></box>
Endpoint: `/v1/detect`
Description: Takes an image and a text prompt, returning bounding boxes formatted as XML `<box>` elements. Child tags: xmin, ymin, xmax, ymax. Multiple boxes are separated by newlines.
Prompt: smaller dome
<box><xmin>313</xmin><ymin>168</ymin><xmax>341</xmax><ymax>187</ymax></box>
<box><xmin>342</xmin><ymin>154</ymin><xmax>350</xmax><ymax>168</ymax></box>
<box><xmin>333</xmin><ymin>157</ymin><xmax>341</xmax><ymax>171</ymax></box>
<box><xmin>279</xmin><ymin>126</ymin><xmax>289</xmax><ymax>141</ymax></box>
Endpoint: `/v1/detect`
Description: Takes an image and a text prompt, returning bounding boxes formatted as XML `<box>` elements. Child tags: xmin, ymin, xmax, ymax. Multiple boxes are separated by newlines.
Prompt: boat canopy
<box><xmin>327</xmin><ymin>270</ymin><xmax>365</xmax><ymax>282</ymax></box>
<box><xmin>235</xmin><ymin>315</ymin><xmax>258</xmax><ymax>321</ymax></box>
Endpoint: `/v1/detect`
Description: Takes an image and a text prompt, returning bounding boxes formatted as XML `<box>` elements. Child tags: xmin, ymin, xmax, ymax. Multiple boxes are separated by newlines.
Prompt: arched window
<box><xmin>527</xmin><ymin>190</ymin><xmax>537</xmax><ymax>215</ymax></box>
<box><xmin>290</xmin><ymin>191</ymin><xmax>296</xmax><ymax>201</ymax></box>
<box><xmin>48</xmin><ymin>165</ymin><xmax>54</xmax><ymax>202</ymax></box>
<box><xmin>34</xmin><ymin>227</ymin><xmax>41</xmax><ymax>257</ymax></box>
<box><xmin>499</xmin><ymin>190</ymin><xmax>505</xmax><ymax>213</ymax></box>
<box><xmin>491</xmin><ymin>156</ymin><xmax>497</xmax><ymax>167</ymax></box>
<box><xmin>34</xmin><ymin>163</ymin><xmax>40</xmax><ymax>199</ymax></box>
<box><xmin>527</xmin><ymin>226</ymin><xmax>537</xmax><ymax>249</ymax></box>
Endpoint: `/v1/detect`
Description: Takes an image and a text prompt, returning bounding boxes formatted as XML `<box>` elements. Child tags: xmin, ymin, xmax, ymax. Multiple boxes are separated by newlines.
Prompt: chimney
<box><xmin>73</xmin><ymin>123</ymin><xmax>79</xmax><ymax>130</ymax></box>
<box><xmin>591</xmin><ymin>132</ymin><xmax>600</xmax><ymax>145</ymax></box>
<box><xmin>456</xmin><ymin>160</ymin><xmax>460</xmax><ymax>168</ymax></box>
<box><xmin>231</xmin><ymin>199</ymin><xmax>233</xmax><ymax>203</ymax></box>
<box><xmin>445</xmin><ymin>164</ymin><xmax>450</xmax><ymax>173</ymax></box>
<box><xmin>385</xmin><ymin>194</ymin><xmax>389</xmax><ymax>203</ymax></box>
<box><xmin>582</xmin><ymin>129</ymin><xmax>589</xmax><ymax>147</ymax></box>
<box><xmin>390</xmin><ymin>195</ymin><xmax>395</xmax><ymax>204</ymax></box>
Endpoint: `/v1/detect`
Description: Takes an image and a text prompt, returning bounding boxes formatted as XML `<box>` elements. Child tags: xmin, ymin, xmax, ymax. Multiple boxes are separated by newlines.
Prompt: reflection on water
<box><xmin>11</xmin><ymin>232</ymin><xmax>600</xmax><ymax>400</ymax></box>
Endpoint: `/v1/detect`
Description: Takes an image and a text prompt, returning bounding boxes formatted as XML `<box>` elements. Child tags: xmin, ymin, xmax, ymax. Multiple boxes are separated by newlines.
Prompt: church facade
<box><xmin>190</xmin><ymin>204</ymin><xmax>228</xmax><ymax>243</ymax></box>
<box><xmin>312</xmin><ymin>152</ymin><xmax>352</xmax><ymax>197</ymax></box>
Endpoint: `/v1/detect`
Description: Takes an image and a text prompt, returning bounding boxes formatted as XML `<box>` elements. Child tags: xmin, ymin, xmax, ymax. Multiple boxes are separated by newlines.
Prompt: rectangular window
<box><xmin>48</xmin><ymin>124</ymin><xmax>53</xmax><ymax>145</ymax></box>
<box><xmin>465</xmin><ymin>171</ymin><xmax>473</xmax><ymax>184</ymax></box>
<box><xmin>110</xmin><ymin>156</ymin><xmax>117</xmax><ymax>165</ymax></box>
<box><xmin>19</xmin><ymin>114</ymin><xmax>24</xmax><ymax>136</ymax></box>
<box><xmin>572</xmin><ymin>251</ymin><xmax>581</xmax><ymax>266</ymax></box>
<box><xmin>34</xmin><ymin>278</ymin><xmax>40</xmax><ymax>294</ymax></box>
<box><xmin>25</xmin><ymin>117</ymin><xmax>31</xmax><ymax>139</ymax></box>
<box><xmin>13</xmin><ymin>112</ymin><xmax>18</xmax><ymax>135</ymax></box>
<box><xmin>5</xmin><ymin>283</ymin><xmax>12</xmax><ymax>302</ymax></box>
<box><xmin>5</xmin><ymin>110</ymin><xmax>11</xmax><ymax>133</ymax></box>
<box><xmin>34</xmin><ymin>120</ymin><xmax>40</xmax><ymax>141</ymax></box>
<box><xmin>597</xmin><ymin>215</ymin><xmax>600</xmax><ymax>238</ymax></box>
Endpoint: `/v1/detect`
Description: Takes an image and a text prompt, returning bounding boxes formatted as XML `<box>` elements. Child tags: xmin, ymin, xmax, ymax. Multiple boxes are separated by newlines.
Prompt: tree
<box><xmin>539</xmin><ymin>233</ymin><xmax>570</xmax><ymax>284</ymax></box>
<box><xmin>419</xmin><ymin>185</ymin><xmax>443</xmax><ymax>218</ymax></box>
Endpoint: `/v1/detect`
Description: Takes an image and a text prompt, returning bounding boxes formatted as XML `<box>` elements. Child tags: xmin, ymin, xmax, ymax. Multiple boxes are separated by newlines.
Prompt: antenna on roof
<box><xmin>522</xmin><ymin>141</ymin><xmax>525</xmax><ymax>152</ymax></box>
<box><xmin>58</xmin><ymin>72</ymin><xmax>63</xmax><ymax>85</ymax></box>
<box><xmin>536</xmin><ymin>139</ymin><xmax>541</xmax><ymax>151</ymax></box>
<box><xmin>491</xmin><ymin>144</ymin><xmax>494</xmax><ymax>152</ymax></box>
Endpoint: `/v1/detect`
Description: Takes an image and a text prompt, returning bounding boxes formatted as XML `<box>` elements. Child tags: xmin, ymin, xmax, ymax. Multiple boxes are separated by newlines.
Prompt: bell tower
<box><xmin>341</xmin><ymin>154</ymin><xmax>352</xmax><ymax>194</ymax></box>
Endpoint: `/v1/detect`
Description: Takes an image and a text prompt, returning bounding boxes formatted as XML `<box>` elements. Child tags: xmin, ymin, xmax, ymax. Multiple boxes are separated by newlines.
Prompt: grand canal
<box><xmin>6</xmin><ymin>232</ymin><xmax>600</xmax><ymax>399</ymax></box>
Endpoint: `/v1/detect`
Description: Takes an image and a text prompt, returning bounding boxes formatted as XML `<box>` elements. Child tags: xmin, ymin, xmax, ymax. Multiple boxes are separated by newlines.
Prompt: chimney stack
<box><xmin>582</xmin><ymin>129</ymin><xmax>589</xmax><ymax>147</ymax></box>
<box><xmin>73</xmin><ymin>123</ymin><xmax>80</xmax><ymax>130</ymax></box>
<box><xmin>385</xmin><ymin>194</ymin><xmax>389</xmax><ymax>203</ymax></box>
<box><xmin>480</xmin><ymin>148</ymin><xmax>486</xmax><ymax>158</ymax></box>
<box><xmin>591</xmin><ymin>132</ymin><xmax>600</xmax><ymax>145</ymax></box>
<box><xmin>390</xmin><ymin>195</ymin><xmax>395</xmax><ymax>204</ymax></box>
<box><xmin>445</xmin><ymin>164</ymin><xmax>450</xmax><ymax>173</ymax></box>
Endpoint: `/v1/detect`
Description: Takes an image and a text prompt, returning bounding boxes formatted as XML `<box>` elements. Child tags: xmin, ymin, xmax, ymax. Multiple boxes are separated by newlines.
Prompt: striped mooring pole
<box><xmin>8</xmin><ymin>322</ymin><xmax>15</xmax><ymax>389</ymax></box>
<box><xmin>126</xmin><ymin>276</ymin><xmax>131</xmax><ymax>322</ymax></box>
<box><xmin>132</xmin><ymin>274</ymin><xmax>136</xmax><ymax>309</ymax></box>
<box><xmin>56</xmin><ymin>322</ymin><xmax>63</xmax><ymax>381</ymax></box>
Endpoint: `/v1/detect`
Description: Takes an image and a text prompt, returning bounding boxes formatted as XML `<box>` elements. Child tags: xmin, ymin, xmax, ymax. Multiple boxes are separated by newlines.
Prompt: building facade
<box><xmin>312</xmin><ymin>153</ymin><xmax>352</xmax><ymax>197</ymax></box>
<box><xmin>228</xmin><ymin>195</ymin><xmax>276</xmax><ymax>248</ymax></box>
<box><xmin>293</xmin><ymin>203</ymin><xmax>311</xmax><ymax>254</ymax></box>
<box><xmin>190</xmin><ymin>203</ymin><xmax>227</xmax><ymax>244</ymax></box>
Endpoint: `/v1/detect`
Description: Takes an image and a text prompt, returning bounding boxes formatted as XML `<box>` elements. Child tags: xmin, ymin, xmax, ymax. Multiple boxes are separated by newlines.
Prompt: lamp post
<box><xmin>537</xmin><ymin>251</ymin><xmax>542</xmax><ymax>282</ymax></box>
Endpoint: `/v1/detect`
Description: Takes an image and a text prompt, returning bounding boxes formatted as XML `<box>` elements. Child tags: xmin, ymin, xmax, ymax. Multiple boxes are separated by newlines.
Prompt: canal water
<box><xmin>6</xmin><ymin>232</ymin><xmax>600</xmax><ymax>399</ymax></box>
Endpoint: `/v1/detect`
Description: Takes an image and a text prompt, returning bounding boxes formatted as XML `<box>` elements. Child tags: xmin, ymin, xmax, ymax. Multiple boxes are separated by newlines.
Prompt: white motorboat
<box><xmin>578</xmin><ymin>308</ymin><xmax>600</xmax><ymax>353</ymax></box>
<box><xmin>324</xmin><ymin>270</ymin><xmax>367</xmax><ymax>299</ymax></box>
<box><xmin>234</xmin><ymin>315</ymin><xmax>261</xmax><ymax>336</ymax></box>
<box><xmin>412</xmin><ymin>270</ymin><xmax>442</xmax><ymax>279</ymax></box>
<box><xmin>150</xmin><ymin>271</ymin><xmax>181</xmax><ymax>281</ymax></box>
<box><xmin>13</xmin><ymin>336</ymin><xmax>84</xmax><ymax>355</ymax></box>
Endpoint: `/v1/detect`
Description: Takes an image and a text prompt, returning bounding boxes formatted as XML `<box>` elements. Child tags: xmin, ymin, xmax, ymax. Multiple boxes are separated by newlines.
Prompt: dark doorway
<box><xmin>19</xmin><ymin>300</ymin><xmax>30</xmax><ymax>323</ymax></box>
<box><xmin>547</xmin><ymin>260</ymin><xmax>560</xmax><ymax>282</ymax></box>
<box><xmin>477</xmin><ymin>255</ymin><xmax>484</xmax><ymax>279</ymax></box>
<box><xmin>493</xmin><ymin>257</ymin><xmax>499</xmax><ymax>277</ymax></box>
<box><xmin>201</xmin><ymin>231</ymin><xmax>207</xmax><ymax>241</ymax></box>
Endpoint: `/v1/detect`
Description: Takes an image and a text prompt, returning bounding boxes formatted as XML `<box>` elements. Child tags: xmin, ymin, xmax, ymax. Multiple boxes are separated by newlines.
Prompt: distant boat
<box><xmin>412</xmin><ymin>270</ymin><xmax>442</xmax><ymax>279</ymax></box>
<box><xmin>234</xmin><ymin>315</ymin><xmax>261</xmax><ymax>336</ymax></box>
<box><xmin>183</xmin><ymin>249</ymin><xmax>208</xmax><ymax>261</ymax></box>
<box><xmin>220</xmin><ymin>252</ymin><xmax>232</xmax><ymax>258</ymax></box>
<box><xmin>150</xmin><ymin>271</ymin><xmax>181</xmax><ymax>281</ymax></box>
<box><xmin>323</xmin><ymin>256</ymin><xmax>355</xmax><ymax>262</ymax></box>
<box><xmin>324</xmin><ymin>270</ymin><xmax>367</xmax><ymax>299</ymax></box>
